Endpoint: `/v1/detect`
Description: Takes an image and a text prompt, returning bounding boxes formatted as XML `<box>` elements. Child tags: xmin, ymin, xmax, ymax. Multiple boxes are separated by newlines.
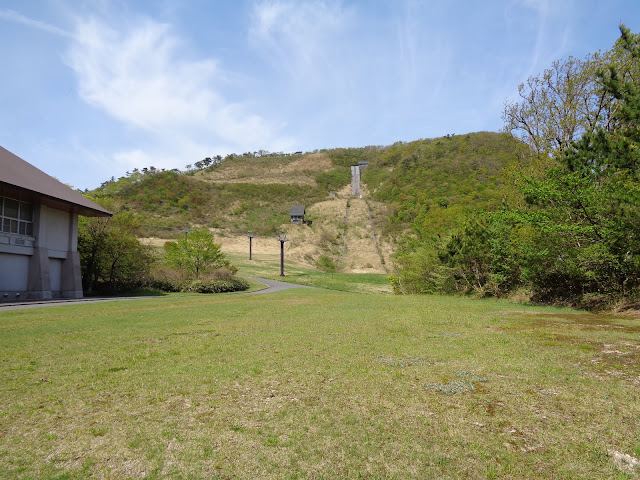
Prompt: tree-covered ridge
<box><xmin>89</xmin><ymin>132</ymin><xmax>524</xmax><ymax>241</ymax></box>
<box><xmin>361</xmin><ymin>132</ymin><xmax>525</xmax><ymax>235</ymax></box>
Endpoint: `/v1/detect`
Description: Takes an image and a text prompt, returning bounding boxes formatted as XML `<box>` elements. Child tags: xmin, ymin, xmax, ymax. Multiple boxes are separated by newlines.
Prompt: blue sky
<box><xmin>1</xmin><ymin>0</ymin><xmax>639</xmax><ymax>190</ymax></box>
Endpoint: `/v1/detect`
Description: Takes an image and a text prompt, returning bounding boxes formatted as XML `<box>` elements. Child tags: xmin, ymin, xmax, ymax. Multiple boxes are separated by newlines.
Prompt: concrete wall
<box><xmin>49</xmin><ymin>258</ymin><xmax>63</xmax><ymax>293</ymax></box>
<box><xmin>0</xmin><ymin>200</ymin><xmax>83</xmax><ymax>301</ymax></box>
<box><xmin>351</xmin><ymin>165</ymin><xmax>362</xmax><ymax>196</ymax></box>
<box><xmin>42</xmin><ymin>206</ymin><xmax>70</xmax><ymax>254</ymax></box>
<box><xmin>0</xmin><ymin>253</ymin><xmax>29</xmax><ymax>292</ymax></box>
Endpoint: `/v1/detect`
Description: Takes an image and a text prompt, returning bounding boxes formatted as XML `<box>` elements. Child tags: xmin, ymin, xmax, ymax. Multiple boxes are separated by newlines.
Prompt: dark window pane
<box><xmin>18</xmin><ymin>222</ymin><xmax>26</xmax><ymax>235</ymax></box>
<box><xmin>19</xmin><ymin>203</ymin><xmax>33</xmax><ymax>221</ymax></box>
<box><xmin>4</xmin><ymin>198</ymin><xmax>18</xmax><ymax>219</ymax></box>
<box><xmin>9</xmin><ymin>219</ymin><xmax>18</xmax><ymax>233</ymax></box>
<box><xmin>26</xmin><ymin>223</ymin><xmax>33</xmax><ymax>236</ymax></box>
<box><xmin>2</xmin><ymin>218</ymin><xmax>10</xmax><ymax>232</ymax></box>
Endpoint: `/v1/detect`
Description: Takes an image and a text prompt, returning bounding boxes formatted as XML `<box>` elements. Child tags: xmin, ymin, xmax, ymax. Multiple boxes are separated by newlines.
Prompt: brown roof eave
<box><xmin>0</xmin><ymin>181</ymin><xmax>112</xmax><ymax>217</ymax></box>
<box><xmin>0</xmin><ymin>145</ymin><xmax>112</xmax><ymax>217</ymax></box>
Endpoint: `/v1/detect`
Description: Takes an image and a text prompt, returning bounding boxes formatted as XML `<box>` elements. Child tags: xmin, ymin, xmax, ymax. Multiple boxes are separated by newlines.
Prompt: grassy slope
<box><xmin>90</xmin><ymin>153</ymin><xmax>350</xmax><ymax>238</ymax></box>
<box><xmin>88</xmin><ymin>132</ymin><xmax>521</xmax><ymax>242</ymax></box>
<box><xmin>359</xmin><ymin>131</ymin><xmax>524</xmax><ymax>237</ymax></box>
<box><xmin>1</xmin><ymin>292</ymin><xmax>639</xmax><ymax>479</ymax></box>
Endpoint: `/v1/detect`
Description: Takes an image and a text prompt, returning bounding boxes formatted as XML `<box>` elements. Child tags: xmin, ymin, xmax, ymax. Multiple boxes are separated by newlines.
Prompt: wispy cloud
<box><xmin>67</xmin><ymin>17</ymin><xmax>218</xmax><ymax>131</ymax></box>
<box><xmin>249</xmin><ymin>1</ymin><xmax>352</xmax><ymax>89</ymax></box>
<box><xmin>0</xmin><ymin>9</ymin><xmax>72</xmax><ymax>37</ymax></box>
<box><xmin>65</xmin><ymin>14</ymin><xmax>294</xmax><ymax>170</ymax></box>
<box><xmin>509</xmin><ymin>0</ymin><xmax>574</xmax><ymax>77</ymax></box>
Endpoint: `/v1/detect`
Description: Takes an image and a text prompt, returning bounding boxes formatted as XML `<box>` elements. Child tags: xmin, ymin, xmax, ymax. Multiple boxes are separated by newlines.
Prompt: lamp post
<box><xmin>276</xmin><ymin>231</ymin><xmax>290</xmax><ymax>276</ymax></box>
<box><xmin>247</xmin><ymin>231</ymin><xmax>254</xmax><ymax>260</ymax></box>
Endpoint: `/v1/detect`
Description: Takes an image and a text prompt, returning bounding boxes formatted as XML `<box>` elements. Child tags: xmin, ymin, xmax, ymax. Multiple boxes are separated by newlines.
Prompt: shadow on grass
<box><xmin>84</xmin><ymin>288</ymin><xmax>169</xmax><ymax>298</ymax></box>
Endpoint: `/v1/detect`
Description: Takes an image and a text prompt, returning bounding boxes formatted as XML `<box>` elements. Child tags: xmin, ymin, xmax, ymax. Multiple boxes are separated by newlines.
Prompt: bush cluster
<box><xmin>145</xmin><ymin>269</ymin><xmax>248</xmax><ymax>294</ymax></box>
<box><xmin>182</xmin><ymin>278</ymin><xmax>249</xmax><ymax>293</ymax></box>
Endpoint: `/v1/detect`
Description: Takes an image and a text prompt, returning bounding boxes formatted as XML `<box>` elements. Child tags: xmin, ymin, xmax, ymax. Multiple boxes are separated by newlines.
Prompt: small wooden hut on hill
<box><xmin>289</xmin><ymin>205</ymin><xmax>306</xmax><ymax>224</ymax></box>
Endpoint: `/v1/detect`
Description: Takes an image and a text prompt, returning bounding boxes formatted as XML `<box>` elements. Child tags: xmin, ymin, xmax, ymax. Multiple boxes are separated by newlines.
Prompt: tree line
<box><xmin>389</xmin><ymin>26</ymin><xmax>639</xmax><ymax>310</ymax></box>
<box><xmin>77</xmin><ymin>197</ymin><xmax>247</xmax><ymax>295</ymax></box>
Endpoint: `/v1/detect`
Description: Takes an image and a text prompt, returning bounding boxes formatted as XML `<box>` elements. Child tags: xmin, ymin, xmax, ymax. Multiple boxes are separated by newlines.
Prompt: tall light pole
<box><xmin>247</xmin><ymin>231</ymin><xmax>254</xmax><ymax>260</ymax></box>
<box><xmin>276</xmin><ymin>231</ymin><xmax>290</xmax><ymax>276</ymax></box>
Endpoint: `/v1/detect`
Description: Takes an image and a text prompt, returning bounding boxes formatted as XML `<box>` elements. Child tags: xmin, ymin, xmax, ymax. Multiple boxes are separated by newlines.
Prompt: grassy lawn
<box><xmin>1</xmin><ymin>290</ymin><xmax>639</xmax><ymax>479</ymax></box>
<box><xmin>229</xmin><ymin>253</ymin><xmax>392</xmax><ymax>294</ymax></box>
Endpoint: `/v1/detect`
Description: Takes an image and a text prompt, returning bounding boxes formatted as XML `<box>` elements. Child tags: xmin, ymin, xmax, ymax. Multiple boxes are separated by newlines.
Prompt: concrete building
<box><xmin>0</xmin><ymin>146</ymin><xmax>111</xmax><ymax>301</ymax></box>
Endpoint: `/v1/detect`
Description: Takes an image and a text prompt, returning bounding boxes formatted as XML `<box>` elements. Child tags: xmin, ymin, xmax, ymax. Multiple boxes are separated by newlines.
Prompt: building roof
<box><xmin>0</xmin><ymin>146</ymin><xmax>111</xmax><ymax>217</ymax></box>
<box><xmin>289</xmin><ymin>205</ymin><xmax>306</xmax><ymax>216</ymax></box>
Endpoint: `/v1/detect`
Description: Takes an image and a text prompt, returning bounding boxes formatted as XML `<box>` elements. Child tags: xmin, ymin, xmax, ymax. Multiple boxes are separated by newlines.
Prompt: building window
<box><xmin>0</xmin><ymin>196</ymin><xmax>33</xmax><ymax>236</ymax></box>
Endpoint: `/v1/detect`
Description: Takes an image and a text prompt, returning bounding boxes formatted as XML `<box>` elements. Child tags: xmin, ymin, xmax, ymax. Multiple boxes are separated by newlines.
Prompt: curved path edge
<box><xmin>0</xmin><ymin>277</ymin><xmax>314</xmax><ymax>310</ymax></box>
<box><xmin>241</xmin><ymin>276</ymin><xmax>315</xmax><ymax>294</ymax></box>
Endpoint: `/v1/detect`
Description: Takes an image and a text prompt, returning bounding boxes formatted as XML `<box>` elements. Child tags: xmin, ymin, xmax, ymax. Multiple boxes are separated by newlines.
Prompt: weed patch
<box><xmin>425</xmin><ymin>371</ymin><xmax>488</xmax><ymax>395</ymax></box>
<box><xmin>377</xmin><ymin>355</ymin><xmax>431</xmax><ymax>368</ymax></box>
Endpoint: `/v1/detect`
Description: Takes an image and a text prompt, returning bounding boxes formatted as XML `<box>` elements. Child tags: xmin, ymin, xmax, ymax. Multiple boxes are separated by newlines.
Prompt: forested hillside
<box><xmin>88</xmin><ymin>132</ymin><xmax>523</xmax><ymax>241</ymax></box>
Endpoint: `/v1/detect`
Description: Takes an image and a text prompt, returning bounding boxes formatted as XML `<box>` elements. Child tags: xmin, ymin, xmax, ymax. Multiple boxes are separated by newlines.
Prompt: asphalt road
<box><xmin>0</xmin><ymin>277</ymin><xmax>312</xmax><ymax>310</ymax></box>
<box><xmin>242</xmin><ymin>276</ymin><xmax>314</xmax><ymax>294</ymax></box>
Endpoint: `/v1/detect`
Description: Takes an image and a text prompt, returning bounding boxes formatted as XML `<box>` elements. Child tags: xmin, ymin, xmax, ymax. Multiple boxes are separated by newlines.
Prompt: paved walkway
<box><xmin>0</xmin><ymin>277</ymin><xmax>312</xmax><ymax>310</ymax></box>
<box><xmin>0</xmin><ymin>295</ymin><xmax>163</xmax><ymax>311</ymax></box>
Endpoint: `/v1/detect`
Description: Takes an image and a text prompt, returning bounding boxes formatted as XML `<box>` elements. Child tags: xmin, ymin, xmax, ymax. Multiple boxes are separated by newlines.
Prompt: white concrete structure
<box><xmin>350</xmin><ymin>165</ymin><xmax>361</xmax><ymax>197</ymax></box>
<box><xmin>0</xmin><ymin>146</ymin><xmax>111</xmax><ymax>301</ymax></box>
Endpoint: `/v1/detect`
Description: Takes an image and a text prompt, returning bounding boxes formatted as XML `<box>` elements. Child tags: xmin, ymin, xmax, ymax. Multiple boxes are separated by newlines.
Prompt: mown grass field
<box><xmin>228</xmin><ymin>252</ymin><xmax>392</xmax><ymax>294</ymax></box>
<box><xmin>1</xmin><ymin>283</ymin><xmax>639</xmax><ymax>479</ymax></box>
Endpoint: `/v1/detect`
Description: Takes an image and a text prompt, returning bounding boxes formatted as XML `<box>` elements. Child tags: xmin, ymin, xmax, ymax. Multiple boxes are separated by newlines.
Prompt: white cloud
<box><xmin>67</xmin><ymin>18</ymin><xmax>217</xmax><ymax>131</ymax></box>
<box><xmin>249</xmin><ymin>1</ymin><xmax>352</xmax><ymax>86</ymax></box>
<box><xmin>0</xmin><ymin>9</ymin><xmax>72</xmax><ymax>37</ymax></box>
<box><xmin>65</xmin><ymin>14</ymin><xmax>293</xmax><ymax>169</ymax></box>
<box><xmin>515</xmin><ymin>0</ymin><xmax>550</xmax><ymax>14</ymax></box>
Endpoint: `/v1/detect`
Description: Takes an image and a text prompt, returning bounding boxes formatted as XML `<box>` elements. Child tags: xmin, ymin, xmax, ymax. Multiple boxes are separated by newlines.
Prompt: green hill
<box><xmin>88</xmin><ymin>131</ymin><xmax>524</xmax><ymax>254</ymax></box>
<box><xmin>90</xmin><ymin>152</ymin><xmax>350</xmax><ymax>237</ymax></box>
<box><xmin>328</xmin><ymin>132</ymin><xmax>524</xmax><ymax>237</ymax></box>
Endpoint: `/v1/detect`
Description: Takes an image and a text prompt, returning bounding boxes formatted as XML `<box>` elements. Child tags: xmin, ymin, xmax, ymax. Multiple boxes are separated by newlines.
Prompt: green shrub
<box><xmin>316</xmin><ymin>255</ymin><xmax>338</xmax><ymax>273</ymax></box>
<box><xmin>315</xmin><ymin>168</ymin><xmax>350</xmax><ymax>191</ymax></box>
<box><xmin>183</xmin><ymin>278</ymin><xmax>249</xmax><ymax>293</ymax></box>
<box><xmin>145</xmin><ymin>268</ymin><xmax>247</xmax><ymax>293</ymax></box>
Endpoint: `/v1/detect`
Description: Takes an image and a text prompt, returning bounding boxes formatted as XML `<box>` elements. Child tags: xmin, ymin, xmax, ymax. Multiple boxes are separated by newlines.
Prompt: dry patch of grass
<box><xmin>340</xmin><ymin>198</ymin><xmax>386</xmax><ymax>274</ymax></box>
<box><xmin>212</xmin><ymin>192</ymin><xmax>394</xmax><ymax>275</ymax></box>
<box><xmin>139</xmin><ymin>177</ymin><xmax>396</xmax><ymax>278</ymax></box>
<box><xmin>199</xmin><ymin>153</ymin><xmax>332</xmax><ymax>185</ymax></box>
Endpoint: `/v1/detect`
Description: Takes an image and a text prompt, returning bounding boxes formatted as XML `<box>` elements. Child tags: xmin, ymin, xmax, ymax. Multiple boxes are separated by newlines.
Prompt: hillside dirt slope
<box><xmin>339</xmin><ymin>196</ymin><xmax>388</xmax><ymax>274</ymax></box>
<box><xmin>197</xmin><ymin>153</ymin><xmax>333</xmax><ymax>185</ymax></box>
<box><xmin>139</xmin><ymin>183</ymin><xmax>394</xmax><ymax>275</ymax></box>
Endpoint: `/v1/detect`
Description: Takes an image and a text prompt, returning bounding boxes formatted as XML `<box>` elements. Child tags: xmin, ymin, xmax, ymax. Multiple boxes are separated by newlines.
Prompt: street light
<box><xmin>247</xmin><ymin>231</ymin><xmax>255</xmax><ymax>260</ymax></box>
<box><xmin>276</xmin><ymin>231</ymin><xmax>290</xmax><ymax>276</ymax></box>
